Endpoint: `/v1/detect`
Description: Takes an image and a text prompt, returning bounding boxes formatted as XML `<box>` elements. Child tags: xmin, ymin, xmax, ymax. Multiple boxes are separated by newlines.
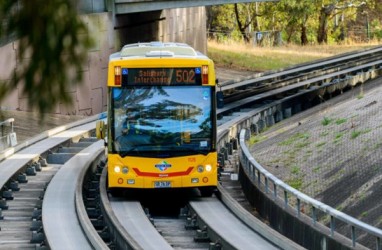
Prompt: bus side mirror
<box><xmin>96</xmin><ymin>120</ymin><xmax>106</xmax><ymax>139</ymax></box>
<box><xmin>216</xmin><ymin>91</ymin><xmax>224</xmax><ymax>109</ymax></box>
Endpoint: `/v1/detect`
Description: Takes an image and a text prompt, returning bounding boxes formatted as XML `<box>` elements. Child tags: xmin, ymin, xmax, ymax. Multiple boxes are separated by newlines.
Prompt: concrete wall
<box><xmin>0</xmin><ymin>12</ymin><xmax>114</xmax><ymax>116</ymax></box>
<box><xmin>0</xmin><ymin>6</ymin><xmax>207</xmax><ymax>115</ymax></box>
<box><xmin>161</xmin><ymin>7</ymin><xmax>207</xmax><ymax>54</ymax></box>
<box><xmin>114</xmin><ymin>7</ymin><xmax>206</xmax><ymax>54</ymax></box>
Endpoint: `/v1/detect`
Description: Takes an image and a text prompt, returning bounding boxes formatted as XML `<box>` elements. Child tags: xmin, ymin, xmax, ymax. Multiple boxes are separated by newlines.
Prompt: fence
<box><xmin>0</xmin><ymin>118</ymin><xmax>17</xmax><ymax>152</ymax></box>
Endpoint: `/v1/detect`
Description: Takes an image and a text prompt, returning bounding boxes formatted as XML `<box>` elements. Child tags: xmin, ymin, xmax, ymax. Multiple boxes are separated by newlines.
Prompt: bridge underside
<box><xmin>114</xmin><ymin>7</ymin><xmax>207</xmax><ymax>54</ymax></box>
<box><xmin>114</xmin><ymin>0</ymin><xmax>278</xmax><ymax>14</ymax></box>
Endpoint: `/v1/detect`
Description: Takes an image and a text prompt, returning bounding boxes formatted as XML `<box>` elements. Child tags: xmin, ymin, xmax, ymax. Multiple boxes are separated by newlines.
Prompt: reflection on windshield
<box><xmin>112</xmin><ymin>86</ymin><xmax>212</xmax><ymax>156</ymax></box>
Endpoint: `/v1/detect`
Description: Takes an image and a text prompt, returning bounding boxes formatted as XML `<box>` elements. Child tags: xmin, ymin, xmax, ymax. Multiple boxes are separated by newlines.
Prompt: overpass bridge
<box><xmin>79</xmin><ymin>0</ymin><xmax>277</xmax><ymax>14</ymax></box>
<box><xmin>110</xmin><ymin>0</ymin><xmax>278</xmax><ymax>14</ymax></box>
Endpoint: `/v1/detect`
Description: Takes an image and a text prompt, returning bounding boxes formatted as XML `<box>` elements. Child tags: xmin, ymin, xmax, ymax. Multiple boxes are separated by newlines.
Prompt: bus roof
<box><xmin>110</xmin><ymin>42</ymin><xmax>208</xmax><ymax>59</ymax></box>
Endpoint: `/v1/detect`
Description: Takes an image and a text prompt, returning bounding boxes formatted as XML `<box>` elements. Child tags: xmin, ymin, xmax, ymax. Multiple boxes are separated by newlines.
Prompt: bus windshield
<box><xmin>111</xmin><ymin>86</ymin><xmax>213</xmax><ymax>157</ymax></box>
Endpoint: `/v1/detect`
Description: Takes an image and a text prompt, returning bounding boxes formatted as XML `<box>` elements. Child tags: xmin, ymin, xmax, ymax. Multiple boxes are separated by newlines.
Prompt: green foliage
<box><xmin>334</xmin><ymin>132</ymin><xmax>344</xmax><ymax>143</ymax></box>
<box><xmin>316</xmin><ymin>141</ymin><xmax>326</xmax><ymax>147</ymax></box>
<box><xmin>0</xmin><ymin>0</ymin><xmax>93</xmax><ymax>119</ymax></box>
<box><xmin>336</xmin><ymin>118</ymin><xmax>347</xmax><ymax>125</ymax></box>
<box><xmin>321</xmin><ymin>117</ymin><xmax>332</xmax><ymax>126</ymax></box>
<box><xmin>351</xmin><ymin>130</ymin><xmax>362</xmax><ymax>139</ymax></box>
<box><xmin>208</xmin><ymin>0</ymin><xmax>379</xmax><ymax>45</ymax></box>
<box><xmin>351</xmin><ymin>128</ymin><xmax>371</xmax><ymax>139</ymax></box>
<box><xmin>249</xmin><ymin>134</ymin><xmax>267</xmax><ymax>145</ymax></box>
<box><xmin>287</xmin><ymin>178</ymin><xmax>303</xmax><ymax>190</ymax></box>
<box><xmin>291</xmin><ymin>165</ymin><xmax>300</xmax><ymax>175</ymax></box>
<box><xmin>279</xmin><ymin>132</ymin><xmax>310</xmax><ymax>146</ymax></box>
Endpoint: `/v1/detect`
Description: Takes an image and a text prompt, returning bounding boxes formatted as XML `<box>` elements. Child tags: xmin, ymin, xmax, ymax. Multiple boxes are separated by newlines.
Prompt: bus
<box><xmin>96</xmin><ymin>42</ymin><xmax>218</xmax><ymax>197</ymax></box>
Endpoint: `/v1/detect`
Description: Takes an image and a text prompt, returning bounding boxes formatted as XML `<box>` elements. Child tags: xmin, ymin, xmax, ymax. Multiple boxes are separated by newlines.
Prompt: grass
<box><xmin>360</xmin><ymin>211</ymin><xmax>369</xmax><ymax>218</ymax></box>
<box><xmin>334</xmin><ymin>132</ymin><xmax>344</xmax><ymax>143</ymax></box>
<box><xmin>316</xmin><ymin>142</ymin><xmax>326</xmax><ymax>148</ymax></box>
<box><xmin>335</xmin><ymin>118</ymin><xmax>347</xmax><ymax>125</ymax></box>
<box><xmin>351</xmin><ymin>129</ymin><xmax>372</xmax><ymax>139</ymax></box>
<box><xmin>320</xmin><ymin>131</ymin><xmax>329</xmax><ymax>136</ymax></box>
<box><xmin>207</xmin><ymin>40</ymin><xmax>377</xmax><ymax>72</ymax></box>
<box><xmin>313</xmin><ymin>166</ymin><xmax>321</xmax><ymax>173</ymax></box>
<box><xmin>249</xmin><ymin>134</ymin><xmax>267</xmax><ymax>145</ymax></box>
<box><xmin>351</xmin><ymin>130</ymin><xmax>362</xmax><ymax>139</ymax></box>
<box><xmin>291</xmin><ymin>166</ymin><xmax>300</xmax><ymax>175</ymax></box>
<box><xmin>321</xmin><ymin>117</ymin><xmax>332</xmax><ymax>126</ymax></box>
<box><xmin>287</xmin><ymin>178</ymin><xmax>303</xmax><ymax>190</ymax></box>
<box><xmin>279</xmin><ymin>132</ymin><xmax>310</xmax><ymax>146</ymax></box>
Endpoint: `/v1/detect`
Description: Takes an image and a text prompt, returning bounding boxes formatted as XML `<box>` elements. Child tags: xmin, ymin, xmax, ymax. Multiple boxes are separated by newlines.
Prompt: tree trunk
<box><xmin>301</xmin><ymin>24</ymin><xmax>308</xmax><ymax>45</ymax></box>
<box><xmin>234</xmin><ymin>4</ymin><xmax>251</xmax><ymax>43</ymax></box>
<box><xmin>317</xmin><ymin>4</ymin><xmax>336</xmax><ymax>44</ymax></box>
<box><xmin>317</xmin><ymin>8</ymin><xmax>328</xmax><ymax>44</ymax></box>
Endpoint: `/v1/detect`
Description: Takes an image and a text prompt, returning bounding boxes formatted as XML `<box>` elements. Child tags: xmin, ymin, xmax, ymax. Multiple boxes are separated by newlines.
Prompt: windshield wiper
<box><xmin>117</xmin><ymin>143</ymin><xmax>154</xmax><ymax>157</ymax></box>
<box><xmin>117</xmin><ymin>143</ymin><xmax>210</xmax><ymax>157</ymax></box>
<box><xmin>185</xmin><ymin>148</ymin><xmax>209</xmax><ymax>156</ymax></box>
<box><xmin>162</xmin><ymin>146</ymin><xmax>209</xmax><ymax>156</ymax></box>
<box><xmin>119</xmin><ymin>147</ymin><xmax>140</xmax><ymax>157</ymax></box>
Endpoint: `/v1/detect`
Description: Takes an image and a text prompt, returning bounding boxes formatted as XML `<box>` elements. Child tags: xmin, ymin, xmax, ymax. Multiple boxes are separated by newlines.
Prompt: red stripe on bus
<box><xmin>133</xmin><ymin>167</ymin><xmax>193</xmax><ymax>177</ymax></box>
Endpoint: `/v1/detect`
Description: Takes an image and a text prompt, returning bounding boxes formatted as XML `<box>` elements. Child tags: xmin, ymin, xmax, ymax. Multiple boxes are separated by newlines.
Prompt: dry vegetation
<box><xmin>208</xmin><ymin>40</ymin><xmax>381</xmax><ymax>72</ymax></box>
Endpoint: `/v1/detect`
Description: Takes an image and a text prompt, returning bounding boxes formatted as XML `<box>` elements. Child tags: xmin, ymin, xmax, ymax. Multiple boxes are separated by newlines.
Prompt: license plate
<box><xmin>154</xmin><ymin>181</ymin><xmax>171</xmax><ymax>188</ymax></box>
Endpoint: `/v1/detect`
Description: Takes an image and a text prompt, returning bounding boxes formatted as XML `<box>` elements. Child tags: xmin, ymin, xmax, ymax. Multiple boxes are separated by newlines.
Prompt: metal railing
<box><xmin>0</xmin><ymin>118</ymin><xmax>17</xmax><ymax>151</ymax></box>
<box><xmin>239</xmin><ymin>129</ymin><xmax>382</xmax><ymax>250</ymax></box>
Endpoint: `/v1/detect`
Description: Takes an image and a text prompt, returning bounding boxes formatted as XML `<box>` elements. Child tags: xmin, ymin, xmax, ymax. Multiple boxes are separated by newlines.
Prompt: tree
<box><xmin>206</xmin><ymin>4</ymin><xmax>237</xmax><ymax>41</ymax></box>
<box><xmin>277</xmin><ymin>0</ymin><xmax>315</xmax><ymax>45</ymax></box>
<box><xmin>316</xmin><ymin>1</ymin><xmax>367</xmax><ymax>44</ymax></box>
<box><xmin>0</xmin><ymin>0</ymin><xmax>92</xmax><ymax>119</ymax></box>
<box><xmin>234</xmin><ymin>4</ymin><xmax>253</xmax><ymax>43</ymax></box>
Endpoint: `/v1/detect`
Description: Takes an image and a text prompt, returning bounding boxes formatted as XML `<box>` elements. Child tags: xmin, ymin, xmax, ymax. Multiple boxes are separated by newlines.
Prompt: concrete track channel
<box><xmin>219</xmin><ymin>46</ymin><xmax>382</xmax><ymax>114</ymax></box>
<box><xmin>0</xmin><ymin>117</ymin><xmax>104</xmax><ymax>249</ymax></box>
<box><xmin>0</xmin><ymin>46</ymin><xmax>381</xmax><ymax>249</ymax></box>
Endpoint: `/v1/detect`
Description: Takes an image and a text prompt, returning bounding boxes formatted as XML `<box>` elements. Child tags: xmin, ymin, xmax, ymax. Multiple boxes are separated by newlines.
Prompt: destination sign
<box><xmin>122</xmin><ymin>68</ymin><xmax>201</xmax><ymax>85</ymax></box>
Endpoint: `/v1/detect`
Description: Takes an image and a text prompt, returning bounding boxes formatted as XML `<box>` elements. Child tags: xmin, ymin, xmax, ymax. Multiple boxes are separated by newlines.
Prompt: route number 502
<box><xmin>176</xmin><ymin>69</ymin><xmax>195</xmax><ymax>83</ymax></box>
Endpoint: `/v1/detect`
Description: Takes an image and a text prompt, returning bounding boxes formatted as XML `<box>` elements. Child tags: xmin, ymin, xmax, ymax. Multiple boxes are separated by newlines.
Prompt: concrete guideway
<box><xmin>0</xmin><ymin>116</ymin><xmax>101</xmax><ymax>191</ymax></box>
<box><xmin>42</xmin><ymin>140</ymin><xmax>106</xmax><ymax>249</ymax></box>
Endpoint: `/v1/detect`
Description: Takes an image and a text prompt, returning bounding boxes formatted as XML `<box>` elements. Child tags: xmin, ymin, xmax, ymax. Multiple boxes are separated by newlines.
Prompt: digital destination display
<box><xmin>121</xmin><ymin>68</ymin><xmax>202</xmax><ymax>85</ymax></box>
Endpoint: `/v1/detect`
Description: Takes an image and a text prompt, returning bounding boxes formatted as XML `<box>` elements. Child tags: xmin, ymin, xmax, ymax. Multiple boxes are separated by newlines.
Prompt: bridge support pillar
<box><xmin>275</xmin><ymin>110</ymin><xmax>283</xmax><ymax>123</ymax></box>
<box><xmin>283</xmin><ymin>108</ymin><xmax>292</xmax><ymax>119</ymax></box>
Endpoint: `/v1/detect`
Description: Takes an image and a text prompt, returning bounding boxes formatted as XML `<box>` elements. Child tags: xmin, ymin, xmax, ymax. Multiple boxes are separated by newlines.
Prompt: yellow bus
<box><xmin>97</xmin><ymin>42</ymin><xmax>218</xmax><ymax>197</ymax></box>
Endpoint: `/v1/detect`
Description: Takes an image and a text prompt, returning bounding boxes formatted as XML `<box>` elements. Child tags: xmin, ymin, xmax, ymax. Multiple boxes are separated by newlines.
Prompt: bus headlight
<box><xmin>114</xmin><ymin>166</ymin><xmax>121</xmax><ymax>173</ymax></box>
<box><xmin>122</xmin><ymin>166</ymin><xmax>129</xmax><ymax>174</ymax></box>
<box><xmin>205</xmin><ymin>164</ymin><xmax>212</xmax><ymax>172</ymax></box>
<box><xmin>197</xmin><ymin>165</ymin><xmax>204</xmax><ymax>173</ymax></box>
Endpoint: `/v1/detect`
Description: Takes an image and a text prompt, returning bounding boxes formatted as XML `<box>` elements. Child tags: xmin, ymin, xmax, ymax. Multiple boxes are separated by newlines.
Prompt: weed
<box><xmin>360</xmin><ymin>211</ymin><xmax>368</xmax><ymax>218</ymax></box>
<box><xmin>336</xmin><ymin>205</ymin><xmax>343</xmax><ymax>211</ymax></box>
<box><xmin>287</xmin><ymin>178</ymin><xmax>303</xmax><ymax>190</ymax></box>
<box><xmin>313</xmin><ymin>166</ymin><xmax>320</xmax><ymax>173</ymax></box>
<box><xmin>291</xmin><ymin>166</ymin><xmax>300</xmax><ymax>175</ymax></box>
<box><xmin>363</xmin><ymin>128</ymin><xmax>372</xmax><ymax>134</ymax></box>
<box><xmin>295</xmin><ymin>141</ymin><xmax>310</xmax><ymax>149</ymax></box>
<box><xmin>320</xmin><ymin>131</ymin><xmax>329</xmax><ymax>137</ymax></box>
<box><xmin>357</xmin><ymin>94</ymin><xmax>364</xmax><ymax>99</ymax></box>
<box><xmin>316</xmin><ymin>141</ymin><xmax>326</xmax><ymax>147</ymax></box>
<box><xmin>351</xmin><ymin>130</ymin><xmax>362</xmax><ymax>139</ymax></box>
<box><xmin>249</xmin><ymin>135</ymin><xmax>267</xmax><ymax>145</ymax></box>
<box><xmin>279</xmin><ymin>132</ymin><xmax>310</xmax><ymax>146</ymax></box>
<box><xmin>335</xmin><ymin>118</ymin><xmax>347</xmax><ymax>125</ymax></box>
<box><xmin>334</xmin><ymin>132</ymin><xmax>344</xmax><ymax>143</ymax></box>
<box><xmin>350</xmin><ymin>128</ymin><xmax>372</xmax><ymax>139</ymax></box>
<box><xmin>373</xmin><ymin>142</ymin><xmax>382</xmax><ymax>149</ymax></box>
<box><xmin>321</xmin><ymin>117</ymin><xmax>332</xmax><ymax>126</ymax></box>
